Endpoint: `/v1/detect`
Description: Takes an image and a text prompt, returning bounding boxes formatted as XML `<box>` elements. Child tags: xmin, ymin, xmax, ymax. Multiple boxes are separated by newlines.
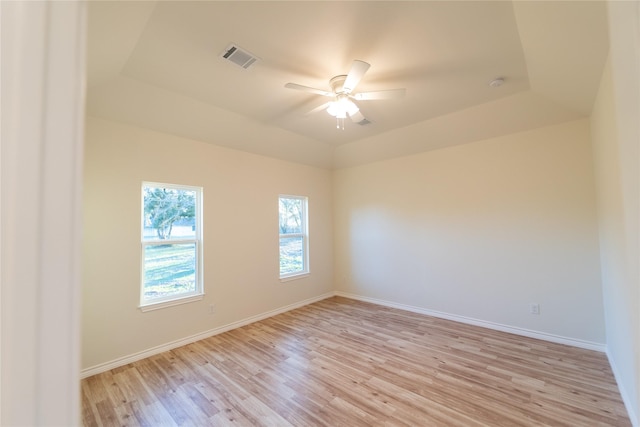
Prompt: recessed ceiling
<box><xmin>86</xmin><ymin>1</ymin><xmax>608</xmax><ymax>169</ymax></box>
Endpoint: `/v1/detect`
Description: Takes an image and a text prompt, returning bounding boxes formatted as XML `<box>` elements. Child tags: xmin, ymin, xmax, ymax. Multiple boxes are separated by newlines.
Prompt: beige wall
<box><xmin>590</xmin><ymin>1</ymin><xmax>640</xmax><ymax>422</ymax></box>
<box><xmin>82</xmin><ymin>117</ymin><xmax>333</xmax><ymax>369</ymax></box>
<box><xmin>82</xmin><ymin>116</ymin><xmax>607</xmax><ymax>372</ymax></box>
<box><xmin>334</xmin><ymin>119</ymin><xmax>605</xmax><ymax>345</ymax></box>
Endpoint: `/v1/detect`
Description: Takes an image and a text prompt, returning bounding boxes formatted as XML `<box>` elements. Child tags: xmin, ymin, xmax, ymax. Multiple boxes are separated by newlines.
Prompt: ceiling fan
<box><xmin>285</xmin><ymin>60</ymin><xmax>406</xmax><ymax>129</ymax></box>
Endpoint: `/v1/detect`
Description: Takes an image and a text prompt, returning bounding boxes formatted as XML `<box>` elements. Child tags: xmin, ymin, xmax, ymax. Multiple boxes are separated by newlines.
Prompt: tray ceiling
<box><xmin>86</xmin><ymin>1</ymin><xmax>608</xmax><ymax>168</ymax></box>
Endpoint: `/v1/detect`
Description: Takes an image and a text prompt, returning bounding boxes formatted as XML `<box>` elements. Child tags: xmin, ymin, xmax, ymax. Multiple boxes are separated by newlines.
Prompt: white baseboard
<box><xmin>335</xmin><ymin>291</ymin><xmax>607</xmax><ymax>352</ymax></box>
<box><xmin>83</xmin><ymin>290</ymin><xmax>633</xmax><ymax>423</ymax></box>
<box><xmin>82</xmin><ymin>290</ymin><xmax>607</xmax><ymax>378</ymax></box>
<box><xmin>80</xmin><ymin>292</ymin><xmax>335</xmax><ymax>379</ymax></box>
<box><xmin>606</xmin><ymin>349</ymin><xmax>639</xmax><ymax>427</ymax></box>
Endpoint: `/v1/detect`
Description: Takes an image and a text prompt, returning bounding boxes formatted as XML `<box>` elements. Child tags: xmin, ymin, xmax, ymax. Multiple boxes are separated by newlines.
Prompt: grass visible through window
<box><xmin>143</xmin><ymin>243</ymin><xmax>195</xmax><ymax>300</ymax></box>
<box><xmin>280</xmin><ymin>237</ymin><xmax>303</xmax><ymax>275</ymax></box>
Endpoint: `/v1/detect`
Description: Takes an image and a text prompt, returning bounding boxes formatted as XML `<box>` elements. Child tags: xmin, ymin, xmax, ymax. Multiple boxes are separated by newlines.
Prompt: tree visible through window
<box><xmin>141</xmin><ymin>182</ymin><xmax>203</xmax><ymax>307</ymax></box>
<box><xmin>279</xmin><ymin>195</ymin><xmax>308</xmax><ymax>278</ymax></box>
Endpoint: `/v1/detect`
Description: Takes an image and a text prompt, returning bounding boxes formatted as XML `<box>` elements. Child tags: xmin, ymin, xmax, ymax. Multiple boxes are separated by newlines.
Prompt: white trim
<box><xmin>280</xmin><ymin>272</ymin><xmax>310</xmax><ymax>283</ymax></box>
<box><xmin>139</xmin><ymin>293</ymin><xmax>204</xmax><ymax>312</ymax></box>
<box><xmin>144</xmin><ymin>239</ymin><xmax>198</xmax><ymax>246</ymax></box>
<box><xmin>83</xmin><ymin>289</ymin><xmax>612</xmax><ymax>380</ymax></box>
<box><xmin>607</xmin><ymin>349</ymin><xmax>639</xmax><ymax>427</ymax></box>
<box><xmin>81</xmin><ymin>292</ymin><xmax>335</xmax><ymax>378</ymax></box>
<box><xmin>335</xmin><ymin>292</ymin><xmax>607</xmax><ymax>352</ymax></box>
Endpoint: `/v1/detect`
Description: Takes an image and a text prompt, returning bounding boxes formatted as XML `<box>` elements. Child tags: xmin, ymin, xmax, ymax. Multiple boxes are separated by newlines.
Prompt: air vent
<box><xmin>220</xmin><ymin>44</ymin><xmax>259</xmax><ymax>70</ymax></box>
<box><xmin>357</xmin><ymin>118</ymin><xmax>372</xmax><ymax>126</ymax></box>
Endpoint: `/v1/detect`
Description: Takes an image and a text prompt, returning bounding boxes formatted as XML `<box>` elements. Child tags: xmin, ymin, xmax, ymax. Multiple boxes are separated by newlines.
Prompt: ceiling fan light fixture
<box><xmin>285</xmin><ymin>59</ymin><xmax>404</xmax><ymax>130</ymax></box>
<box><xmin>326</xmin><ymin>97</ymin><xmax>359</xmax><ymax>118</ymax></box>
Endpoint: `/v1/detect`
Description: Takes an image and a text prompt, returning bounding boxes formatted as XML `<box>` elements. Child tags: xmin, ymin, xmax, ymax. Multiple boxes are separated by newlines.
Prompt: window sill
<box><xmin>139</xmin><ymin>293</ymin><xmax>204</xmax><ymax>312</ymax></box>
<box><xmin>280</xmin><ymin>272</ymin><xmax>309</xmax><ymax>283</ymax></box>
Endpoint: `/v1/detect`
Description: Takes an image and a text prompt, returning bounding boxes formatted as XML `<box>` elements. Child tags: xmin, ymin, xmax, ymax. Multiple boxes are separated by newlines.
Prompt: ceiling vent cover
<box><xmin>220</xmin><ymin>44</ymin><xmax>259</xmax><ymax>70</ymax></box>
<box><xmin>357</xmin><ymin>118</ymin><xmax>371</xmax><ymax>126</ymax></box>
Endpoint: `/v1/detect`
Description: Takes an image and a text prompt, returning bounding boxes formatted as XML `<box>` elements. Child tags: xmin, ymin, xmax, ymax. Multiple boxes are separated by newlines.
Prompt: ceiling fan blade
<box><xmin>285</xmin><ymin>83</ymin><xmax>332</xmax><ymax>97</ymax></box>
<box><xmin>306</xmin><ymin>102</ymin><xmax>332</xmax><ymax>115</ymax></box>
<box><xmin>342</xmin><ymin>60</ymin><xmax>370</xmax><ymax>94</ymax></box>
<box><xmin>346</xmin><ymin>100</ymin><xmax>368</xmax><ymax>124</ymax></box>
<box><xmin>348</xmin><ymin>109</ymin><xmax>367</xmax><ymax>124</ymax></box>
<box><xmin>353</xmin><ymin>88</ymin><xmax>406</xmax><ymax>100</ymax></box>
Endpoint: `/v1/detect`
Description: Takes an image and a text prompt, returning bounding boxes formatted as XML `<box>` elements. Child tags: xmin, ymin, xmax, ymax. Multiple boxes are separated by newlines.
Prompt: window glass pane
<box><xmin>279</xmin><ymin>197</ymin><xmax>302</xmax><ymax>235</ymax></box>
<box><xmin>143</xmin><ymin>243</ymin><xmax>196</xmax><ymax>300</ymax></box>
<box><xmin>143</xmin><ymin>186</ymin><xmax>196</xmax><ymax>241</ymax></box>
<box><xmin>280</xmin><ymin>236</ymin><xmax>304</xmax><ymax>275</ymax></box>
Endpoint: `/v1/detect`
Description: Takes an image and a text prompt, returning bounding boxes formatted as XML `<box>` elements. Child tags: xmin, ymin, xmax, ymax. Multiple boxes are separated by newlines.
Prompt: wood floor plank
<box><xmin>82</xmin><ymin>296</ymin><xmax>631</xmax><ymax>426</ymax></box>
<box><xmin>80</xmin><ymin>381</ymin><xmax>100</xmax><ymax>426</ymax></box>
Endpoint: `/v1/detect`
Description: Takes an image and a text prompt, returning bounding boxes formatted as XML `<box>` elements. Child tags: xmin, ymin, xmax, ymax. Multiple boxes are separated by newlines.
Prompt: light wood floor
<box><xmin>82</xmin><ymin>297</ymin><xmax>630</xmax><ymax>426</ymax></box>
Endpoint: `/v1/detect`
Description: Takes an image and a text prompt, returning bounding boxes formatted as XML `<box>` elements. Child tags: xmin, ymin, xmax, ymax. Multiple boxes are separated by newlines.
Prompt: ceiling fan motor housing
<box><xmin>330</xmin><ymin>75</ymin><xmax>348</xmax><ymax>94</ymax></box>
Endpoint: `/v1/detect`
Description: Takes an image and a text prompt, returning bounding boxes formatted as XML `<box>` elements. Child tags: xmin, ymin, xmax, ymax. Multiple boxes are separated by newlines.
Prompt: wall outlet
<box><xmin>529</xmin><ymin>303</ymin><xmax>540</xmax><ymax>315</ymax></box>
<box><xmin>208</xmin><ymin>304</ymin><xmax>216</xmax><ymax>315</ymax></box>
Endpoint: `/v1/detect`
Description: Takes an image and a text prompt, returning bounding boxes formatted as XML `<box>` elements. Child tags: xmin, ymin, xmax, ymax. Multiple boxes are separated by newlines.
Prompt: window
<box><xmin>141</xmin><ymin>182</ymin><xmax>203</xmax><ymax>310</ymax></box>
<box><xmin>279</xmin><ymin>195</ymin><xmax>309</xmax><ymax>279</ymax></box>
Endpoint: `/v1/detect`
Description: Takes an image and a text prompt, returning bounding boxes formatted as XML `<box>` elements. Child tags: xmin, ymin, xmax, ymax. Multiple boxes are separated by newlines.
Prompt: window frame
<box><xmin>140</xmin><ymin>181</ymin><xmax>204</xmax><ymax>311</ymax></box>
<box><xmin>278</xmin><ymin>195</ymin><xmax>309</xmax><ymax>280</ymax></box>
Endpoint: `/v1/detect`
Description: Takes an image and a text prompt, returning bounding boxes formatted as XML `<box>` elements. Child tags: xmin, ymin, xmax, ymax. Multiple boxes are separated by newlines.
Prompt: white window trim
<box><xmin>279</xmin><ymin>195</ymin><xmax>309</xmax><ymax>280</ymax></box>
<box><xmin>280</xmin><ymin>272</ymin><xmax>310</xmax><ymax>283</ymax></box>
<box><xmin>140</xmin><ymin>182</ymin><xmax>204</xmax><ymax>310</ymax></box>
<box><xmin>139</xmin><ymin>294</ymin><xmax>204</xmax><ymax>312</ymax></box>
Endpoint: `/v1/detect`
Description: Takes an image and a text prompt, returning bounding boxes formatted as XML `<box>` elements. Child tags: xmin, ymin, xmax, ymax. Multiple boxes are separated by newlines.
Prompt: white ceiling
<box><xmin>86</xmin><ymin>1</ymin><xmax>609</xmax><ymax>169</ymax></box>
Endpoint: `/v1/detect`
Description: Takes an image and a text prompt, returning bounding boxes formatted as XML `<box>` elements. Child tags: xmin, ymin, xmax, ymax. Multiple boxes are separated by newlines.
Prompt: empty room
<box><xmin>3</xmin><ymin>0</ymin><xmax>638</xmax><ymax>426</ymax></box>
